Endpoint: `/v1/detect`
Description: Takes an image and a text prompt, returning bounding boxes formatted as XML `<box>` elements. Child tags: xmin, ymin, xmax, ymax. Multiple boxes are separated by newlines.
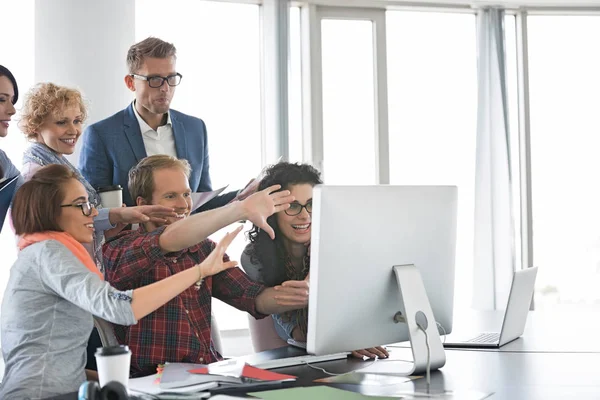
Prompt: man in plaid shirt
<box><xmin>103</xmin><ymin>155</ymin><xmax>309</xmax><ymax>377</ymax></box>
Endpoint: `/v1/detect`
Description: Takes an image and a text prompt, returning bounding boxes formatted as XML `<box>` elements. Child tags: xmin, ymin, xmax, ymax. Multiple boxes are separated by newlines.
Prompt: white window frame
<box><xmin>261</xmin><ymin>0</ymin><xmax>290</xmax><ymax>164</ymax></box>
<box><xmin>300</xmin><ymin>5</ymin><xmax>390</xmax><ymax>183</ymax></box>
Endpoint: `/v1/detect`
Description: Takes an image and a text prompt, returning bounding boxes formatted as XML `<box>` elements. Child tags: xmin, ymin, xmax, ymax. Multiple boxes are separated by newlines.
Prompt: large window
<box><xmin>386</xmin><ymin>11</ymin><xmax>478</xmax><ymax>311</ymax></box>
<box><xmin>528</xmin><ymin>16</ymin><xmax>600</xmax><ymax>307</ymax></box>
<box><xmin>137</xmin><ymin>0</ymin><xmax>262</xmax><ymax>329</ymax></box>
<box><xmin>504</xmin><ymin>14</ymin><xmax>522</xmax><ymax>273</ymax></box>
<box><xmin>288</xmin><ymin>6</ymin><xmax>303</xmax><ymax>163</ymax></box>
<box><xmin>321</xmin><ymin>18</ymin><xmax>378</xmax><ymax>184</ymax></box>
<box><xmin>0</xmin><ymin>0</ymin><xmax>35</xmax><ymax>302</ymax></box>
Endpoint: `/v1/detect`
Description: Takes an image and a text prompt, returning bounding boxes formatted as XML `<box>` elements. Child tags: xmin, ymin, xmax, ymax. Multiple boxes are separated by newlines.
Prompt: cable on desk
<box><xmin>417</xmin><ymin>324</ymin><xmax>431</xmax><ymax>387</ymax></box>
<box><xmin>303</xmin><ymin>356</ymin><xmax>379</xmax><ymax>376</ymax></box>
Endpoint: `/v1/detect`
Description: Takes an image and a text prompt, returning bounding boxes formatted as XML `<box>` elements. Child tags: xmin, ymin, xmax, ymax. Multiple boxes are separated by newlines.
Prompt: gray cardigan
<box><xmin>0</xmin><ymin>149</ymin><xmax>22</xmax><ymax>185</ymax></box>
<box><xmin>0</xmin><ymin>240</ymin><xmax>137</xmax><ymax>399</ymax></box>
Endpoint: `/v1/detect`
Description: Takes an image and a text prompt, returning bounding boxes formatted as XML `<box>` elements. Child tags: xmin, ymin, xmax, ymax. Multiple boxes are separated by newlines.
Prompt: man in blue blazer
<box><xmin>80</xmin><ymin>37</ymin><xmax>240</xmax><ymax>209</ymax></box>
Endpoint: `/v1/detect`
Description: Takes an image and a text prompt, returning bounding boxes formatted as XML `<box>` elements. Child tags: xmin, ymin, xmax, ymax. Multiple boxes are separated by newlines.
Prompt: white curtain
<box><xmin>473</xmin><ymin>8</ymin><xmax>516</xmax><ymax>310</ymax></box>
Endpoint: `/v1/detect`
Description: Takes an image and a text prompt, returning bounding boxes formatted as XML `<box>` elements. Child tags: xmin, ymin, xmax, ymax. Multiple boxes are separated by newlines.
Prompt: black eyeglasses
<box><xmin>131</xmin><ymin>73</ymin><xmax>183</xmax><ymax>88</ymax></box>
<box><xmin>60</xmin><ymin>201</ymin><xmax>95</xmax><ymax>216</ymax></box>
<box><xmin>285</xmin><ymin>202</ymin><xmax>312</xmax><ymax>216</ymax></box>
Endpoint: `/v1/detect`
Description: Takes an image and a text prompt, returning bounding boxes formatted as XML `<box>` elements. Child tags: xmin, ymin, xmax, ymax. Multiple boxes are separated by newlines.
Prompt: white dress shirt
<box><xmin>132</xmin><ymin>101</ymin><xmax>177</xmax><ymax>157</ymax></box>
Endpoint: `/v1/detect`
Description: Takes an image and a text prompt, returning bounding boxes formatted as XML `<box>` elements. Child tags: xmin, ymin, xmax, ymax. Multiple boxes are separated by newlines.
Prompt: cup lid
<box><xmin>95</xmin><ymin>345</ymin><xmax>130</xmax><ymax>356</ymax></box>
<box><xmin>97</xmin><ymin>185</ymin><xmax>123</xmax><ymax>193</ymax></box>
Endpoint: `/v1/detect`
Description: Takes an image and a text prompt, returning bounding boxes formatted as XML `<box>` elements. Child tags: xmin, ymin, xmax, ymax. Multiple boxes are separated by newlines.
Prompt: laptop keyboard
<box><xmin>467</xmin><ymin>332</ymin><xmax>500</xmax><ymax>344</ymax></box>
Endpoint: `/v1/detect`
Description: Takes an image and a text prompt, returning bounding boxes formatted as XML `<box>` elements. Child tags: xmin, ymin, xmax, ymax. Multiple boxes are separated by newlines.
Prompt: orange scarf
<box><xmin>18</xmin><ymin>231</ymin><xmax>104</xmax><ymax>280</ymax></box>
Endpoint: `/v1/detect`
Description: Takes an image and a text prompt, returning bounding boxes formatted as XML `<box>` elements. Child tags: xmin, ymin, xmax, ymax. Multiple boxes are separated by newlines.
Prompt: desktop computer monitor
<box><xmin>307</xmin><ymin>185</ymin><xmax>457</xmax><ymax>356</ymax></box>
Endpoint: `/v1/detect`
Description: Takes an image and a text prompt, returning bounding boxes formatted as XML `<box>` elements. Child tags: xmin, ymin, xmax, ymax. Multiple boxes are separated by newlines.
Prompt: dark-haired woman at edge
<box><xmin>0</xmin><ymin>65</ymin><xmax>24</xmax><ymax>195</ymax></box>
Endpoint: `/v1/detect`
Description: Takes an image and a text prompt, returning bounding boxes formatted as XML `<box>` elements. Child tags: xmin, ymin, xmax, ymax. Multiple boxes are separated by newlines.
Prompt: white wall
<box><xmin>35</xmin><ymin>0</ymin><xmax>135</xmax><ymax>165</ymax></box>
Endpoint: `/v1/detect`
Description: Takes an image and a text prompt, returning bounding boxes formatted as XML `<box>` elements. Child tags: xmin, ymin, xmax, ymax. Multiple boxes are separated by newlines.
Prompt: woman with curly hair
<box><xmin>18</xmin><ymin>82</ymin><xmax>172</xmax><ymax>268</ymax></box>
<box><xmin>17</xmin><ymin>82</ymin><xmax>175</xmax><ymax>372</ymax></box>
<box><xmin>241</xmin><ymin>162</ymin><xmax>388</xmax><ymax>359</ymax></box>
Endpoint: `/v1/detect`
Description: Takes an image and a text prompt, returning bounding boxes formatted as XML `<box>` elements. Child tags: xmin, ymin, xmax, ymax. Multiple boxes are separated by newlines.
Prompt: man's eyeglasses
<box><xmin>60</xmin><ymin>201</ymin><xmax>96</xmax><ymax>216</ymax></box>
<box><xmin>285</xmin><ymin>202</ymin><xmax>312</xmax><ymax>216</ymax></box>
<box><xmin>131</xmin><ymin>73</ymin><xmax>183</xmax><ymax>88</ymax></box>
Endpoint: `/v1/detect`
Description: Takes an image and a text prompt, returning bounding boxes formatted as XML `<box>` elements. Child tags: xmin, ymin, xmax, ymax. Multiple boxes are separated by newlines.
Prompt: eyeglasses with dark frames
<box><xmin>284</xmin><ymin>202</ymin><xmax>312</xmax><ymax>216</ymax></box>
<box><xmin>60</xmin><ymin>201</ymin><xmax>95</xmax><ymax>216</ymax></box>
<box><xmin>131</xmin><ymin>73</ymin><xmax>183</xmax><ymax>88</ymax></box>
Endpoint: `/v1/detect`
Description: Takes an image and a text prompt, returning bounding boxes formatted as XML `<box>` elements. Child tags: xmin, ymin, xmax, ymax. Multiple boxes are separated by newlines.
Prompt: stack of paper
<box><xmin>129</xmin><ymin>361</ymin><xmax>297</xmax><ymax>398</ymax></box>
<box><xmin>188</xmin><ymin>364</ymin><xmax>296</xmax><ymax>382</ymax></box>
<box><xmin>160</xmin><ymin>362</ymin><xmax>242</xmax><ymax>389</ymax></box>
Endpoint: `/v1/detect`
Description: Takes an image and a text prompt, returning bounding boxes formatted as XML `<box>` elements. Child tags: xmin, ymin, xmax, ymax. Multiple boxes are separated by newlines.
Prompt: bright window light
<box><xmin>0</xmin><ymin>0</ymin><xmax>34</xmax><ymax>303</ymax></box>
<box><xmin>528</xmin><ymin>16</ymin><xmax>600</xmax><ymax>308</ymax></box>
<box><xmin>386</xmin><ymin>11</ymin><xmax>477</xmax><ymax>312</ymax></box>
<box><xmin>288</xmin><ymin>6</ymin><xmax>303</xmax><ymax>163</ymax></box>
<box><xmin>321</xmin><ymin>19</ymin><xmax>377</xmax><ymax>184</ymax></box>
<box><xmin>136</xmin><ymin>0</ymin><xmax>262</xmax><ymax>330</ymax></box>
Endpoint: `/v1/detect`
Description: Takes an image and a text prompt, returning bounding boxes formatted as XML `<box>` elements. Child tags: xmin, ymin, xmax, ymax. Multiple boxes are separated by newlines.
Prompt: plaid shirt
<box><xmin>103</xmin><ymin>226</ymin><xmax>266</xmax><ymax>377</ymax></box>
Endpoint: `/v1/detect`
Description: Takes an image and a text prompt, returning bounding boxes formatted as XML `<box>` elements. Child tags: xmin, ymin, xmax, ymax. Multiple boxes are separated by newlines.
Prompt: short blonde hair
<box><xmin>127</xmin><ymin>37</ymin><xmax>177</xmax><ymax>74</ymax></box>
<box><xmin>19</xmin><ymin>83</ymin><xmax>87</xmax><ymax>140</ymax></box>
<box><xmin>129</xmin><ymin>155</ymin><xmax>191</xmax><ymax>204</ymax></box>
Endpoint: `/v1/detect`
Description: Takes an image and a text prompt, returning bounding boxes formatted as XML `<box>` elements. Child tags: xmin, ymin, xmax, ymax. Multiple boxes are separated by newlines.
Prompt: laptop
<box><xmin>444</xmin><ymin>267</ymin><xmax>538</xmax><ymax>348</ymax></box>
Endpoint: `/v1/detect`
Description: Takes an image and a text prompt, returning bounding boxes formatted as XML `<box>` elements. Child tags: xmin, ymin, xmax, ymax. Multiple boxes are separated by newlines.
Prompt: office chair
<box><xmin>247</xmin><ymin>315</ymin><xmax>287</xmax><ymax>352</ymax></box>
<box><xmin>94</xmin><ymin>314</ymin><xmax>224</xmax><ymax>354</ymax></box>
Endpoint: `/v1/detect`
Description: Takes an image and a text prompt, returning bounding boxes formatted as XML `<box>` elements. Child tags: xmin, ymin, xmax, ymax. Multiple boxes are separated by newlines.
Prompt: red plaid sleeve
<box><xmin>194</xmin><ymin>240</ymin><xmax>267</xmax><ymax>319</ymax></box>
<box><xmin>102</xmin><ymin>226</ymin><xmax>167</xmax><ymax>288</ymax></box>
<box><xmin>212</xmin><ymin>267</ymin><xmax>268</xmax><ymax>319</ymax></box>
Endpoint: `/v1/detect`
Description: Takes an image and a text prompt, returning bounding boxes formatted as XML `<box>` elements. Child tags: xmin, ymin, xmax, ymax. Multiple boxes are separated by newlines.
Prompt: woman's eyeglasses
<box><xmin>60</xmin><ymin>201</ymin><xmax>95</xmax><ymax>216</ymax></box>
<box><xmin>285</xmin><ymin>202</ymin><xmax>312</xmax><ymax>216</ymax></box>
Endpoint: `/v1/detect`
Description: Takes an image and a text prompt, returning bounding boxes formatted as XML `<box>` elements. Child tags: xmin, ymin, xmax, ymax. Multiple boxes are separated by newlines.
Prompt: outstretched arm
<box><xmin>130</xmin><ymin>227</ymin><xmax>242</xmax><ymax>320</ymax></box>
<box><xmin>255</xmin><ymin>275</ymin><xmax>310</xmax><ymax>315</ymax></box>
<box><xmin>43</xmin><ymin>228</ymin><xmax>243</xmax><ymax>325</ymax></box>
<box><xmin>158</xmin><ymin>185</ymin><xmax>293</xmax><ymax>253</ymax></box>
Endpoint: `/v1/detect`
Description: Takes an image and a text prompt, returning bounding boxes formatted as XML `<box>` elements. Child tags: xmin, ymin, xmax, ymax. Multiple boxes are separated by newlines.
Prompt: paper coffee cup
<box><xmin>97</xmin><ymin>185</ymin><xmax>123</xmax><ymax>209</ymax></box>
<box><xmin>95</xmin><ymin>345</ymin><xmax>131</xmax><ymax>389</ymax></box>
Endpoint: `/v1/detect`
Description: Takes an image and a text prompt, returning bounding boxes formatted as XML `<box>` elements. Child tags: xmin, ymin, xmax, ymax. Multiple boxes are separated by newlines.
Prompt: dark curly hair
<box><xmin>246</xmin><ymin>162</ymin><xmax>322</xmax><ymax>286</ymax></box>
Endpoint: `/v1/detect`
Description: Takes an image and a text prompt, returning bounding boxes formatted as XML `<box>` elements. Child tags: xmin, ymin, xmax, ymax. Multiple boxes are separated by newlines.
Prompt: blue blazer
<box><xmin>79</xmin><ymin>103</ymin><xmax>236</xmax><ymax>208</ymax></box>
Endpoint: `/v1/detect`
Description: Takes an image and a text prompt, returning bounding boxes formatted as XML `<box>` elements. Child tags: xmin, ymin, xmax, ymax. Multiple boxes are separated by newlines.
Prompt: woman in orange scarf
<box><xmin>0</xmin><ymin>164</ymin><xmax>242</xmax><ymax>399</ymax></box>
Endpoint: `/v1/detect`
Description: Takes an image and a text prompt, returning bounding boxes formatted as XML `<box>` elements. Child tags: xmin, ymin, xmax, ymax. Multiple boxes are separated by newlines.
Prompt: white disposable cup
<box><xmin>95</xmin><ymin>345</ymin><xmax>131</xmax><ymax>389</ymax></box>
<box><xmin>97</xmin><ymin>185</ymin><xmax>123</xmax><ymax>209</ymax></box>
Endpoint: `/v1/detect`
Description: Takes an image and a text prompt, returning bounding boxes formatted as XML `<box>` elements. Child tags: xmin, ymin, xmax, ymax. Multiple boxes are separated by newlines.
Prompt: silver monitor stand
<box><xmin>392</xmin><ymin>264</ymin><xmax>445</xmax><ymax>375</ymax></box>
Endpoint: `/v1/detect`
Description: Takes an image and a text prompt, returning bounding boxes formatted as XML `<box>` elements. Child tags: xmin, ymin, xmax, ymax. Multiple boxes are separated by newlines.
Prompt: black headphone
<box><xmin>78</xmin><ymin>381</ymin><xmax>129</xmax><ymax>400</ymax></box>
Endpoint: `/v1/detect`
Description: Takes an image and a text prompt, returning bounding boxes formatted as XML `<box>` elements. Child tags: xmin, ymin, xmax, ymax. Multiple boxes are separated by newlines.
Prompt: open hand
<box><xmin>198</xmin><ymin>226</ymin><xmax>243</xmax><ymax>278</ymax></box>
<box><xmin>242</xmin><ymin>184</ymin><xmax>294</xmax><ymax>239</ymax></box>
<box><xmin>273</xmin><ymin>279</ymin><xmax>309</xmax><ymax>307</ymax></box>
<box><xmin>351</xmin><ymin>346</ymin><xmax>389</xmax><ymax>360</ymax></box>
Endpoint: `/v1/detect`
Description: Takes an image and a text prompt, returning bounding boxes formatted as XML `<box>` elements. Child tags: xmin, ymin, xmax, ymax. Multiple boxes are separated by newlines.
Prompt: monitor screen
<box><xmin>307</xmin><ymin>185</ymin><xmax>457</xmax><ymax>355</ymax></box>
